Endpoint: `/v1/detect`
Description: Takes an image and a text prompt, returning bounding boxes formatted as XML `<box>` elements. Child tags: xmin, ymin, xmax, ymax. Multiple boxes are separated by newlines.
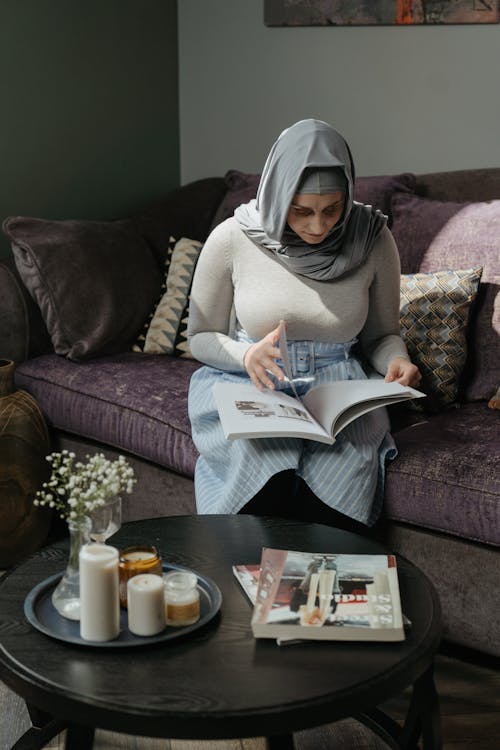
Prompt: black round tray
<box><xmin>24</xmin><ymin>563</ymin><xmax>222</xmax><ymax>648</ymax></box>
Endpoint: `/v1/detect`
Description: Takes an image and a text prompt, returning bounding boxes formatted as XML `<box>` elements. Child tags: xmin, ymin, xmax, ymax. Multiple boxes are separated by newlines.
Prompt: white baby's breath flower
<box><xmin>34</xmin><ymin>450</ymin><xmax>136</xmax><ymax>524</ymax></box>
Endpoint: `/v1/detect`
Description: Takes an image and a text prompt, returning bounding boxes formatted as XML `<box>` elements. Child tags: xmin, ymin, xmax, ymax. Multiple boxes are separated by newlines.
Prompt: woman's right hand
<box><xmin>243</xmin><ymin>320</ymin><xmax>286</xmax><ymax>391</ymax></box>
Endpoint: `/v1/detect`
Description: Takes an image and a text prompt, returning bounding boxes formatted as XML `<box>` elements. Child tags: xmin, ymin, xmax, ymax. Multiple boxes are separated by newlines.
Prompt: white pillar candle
<box><xmin>127</xmin><ymin>574</ymin><xmax>166</xmax><ymax>636</ymax></box>
<box><xmin>79</xmin><ymin>544</ymin><xmax>120</xmax><ymax>642</ymax></box>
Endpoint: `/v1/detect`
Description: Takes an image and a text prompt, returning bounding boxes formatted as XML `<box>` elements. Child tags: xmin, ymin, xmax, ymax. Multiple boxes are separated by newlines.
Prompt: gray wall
<box><xmin>0</xmin><ymin>0</ymin><xmax>179</xmax><ymax>259</ymax></box>
<box><xmin>178</xmin><ymin>0</ymin><xmax>500</xmax><ymax>183</ymax></box>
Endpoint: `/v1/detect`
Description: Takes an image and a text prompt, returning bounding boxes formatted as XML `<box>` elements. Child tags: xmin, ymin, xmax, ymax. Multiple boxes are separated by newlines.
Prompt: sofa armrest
<box><xmin>0</xmin><ymin>255</ymin><xmax>52</xmax><ymax>363</ymax></box>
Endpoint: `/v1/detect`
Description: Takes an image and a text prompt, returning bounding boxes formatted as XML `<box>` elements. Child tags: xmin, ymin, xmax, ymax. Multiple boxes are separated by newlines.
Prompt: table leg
<box><xmin>65</xmin><ymin>725</ymin><xmax>95</xmax><ymax>750</ymax></box>
<box><xmin>357</xmin><ymin>708</ymin><xmax>414</xmax><ymax>750</ymax></box>
<box><xmin>9</xmin><ymin>705</ymin><xmax>65</xmax><ymax>750</ymax></box>
<box><xmin>357</xmin><ymin>665</ymin><xmax>441</xmax><ymax>750</ymax></box>
<box><xmin>410</xmin><ymin>666</ymin><xmax>442</xmax><ymax>750</ymax></box>
<box><xmin>267</xmin><ymin>734</ymin><xmax>294</xmax><ymax>750</ymax></box>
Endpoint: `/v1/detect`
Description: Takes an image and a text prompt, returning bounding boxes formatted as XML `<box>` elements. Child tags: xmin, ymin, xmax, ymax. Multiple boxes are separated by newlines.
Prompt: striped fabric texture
<box><xmin>188</xmin><ymin>346</ymin><xmax>397</xmax><ymax>525</ymax></box>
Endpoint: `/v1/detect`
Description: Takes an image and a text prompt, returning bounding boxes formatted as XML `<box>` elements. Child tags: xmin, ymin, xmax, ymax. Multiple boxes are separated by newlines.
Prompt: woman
<box><xmin>187</xmin><ymin>119</ymin><xmax>420</xmax><ymax>530</ymax></box>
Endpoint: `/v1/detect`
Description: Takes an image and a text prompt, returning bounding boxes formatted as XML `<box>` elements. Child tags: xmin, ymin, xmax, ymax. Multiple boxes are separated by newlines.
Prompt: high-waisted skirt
<box><xmin>188</xmin><ymin>336</ymin><xmax>397</xmax><ymax>526</ymax></box>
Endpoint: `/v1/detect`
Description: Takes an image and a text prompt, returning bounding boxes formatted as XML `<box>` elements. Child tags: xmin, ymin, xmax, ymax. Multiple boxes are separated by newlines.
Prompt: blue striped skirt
<box><xmin>188</xmin><ymin>336</ymin><xmax>397</xmax><ymax>525</ymax></box>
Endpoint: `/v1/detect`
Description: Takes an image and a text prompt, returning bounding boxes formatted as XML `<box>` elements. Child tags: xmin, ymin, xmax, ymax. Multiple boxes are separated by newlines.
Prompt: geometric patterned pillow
<box><xmin>400</xmin><ymin>267</ymin><xmax>482</xmax><ymax>409</ymax></box>
<box><xmin>132</xmin><ymin>237</ymin><xmax>176</xmax><ymax>353</ymax></box>
<box><xmin>133</xmin><ymin>237</ymin><xmax>203</xmax><ymax>358</ymax></box>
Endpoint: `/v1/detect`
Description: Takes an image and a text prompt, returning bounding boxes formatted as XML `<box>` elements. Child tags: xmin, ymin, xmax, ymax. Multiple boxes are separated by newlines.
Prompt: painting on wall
<box><xmin>264</xmin><ymin>1</ymin><xmax>500</xmax><ymax>26</ymax></box>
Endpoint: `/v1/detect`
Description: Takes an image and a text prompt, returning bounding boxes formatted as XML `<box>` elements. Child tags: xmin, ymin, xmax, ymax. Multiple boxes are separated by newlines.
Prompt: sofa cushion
<box><xmin>4</xmin><ymin>216</ymin><xmax>162</xmax><ymax>362</ymax></box>
<box><xmin>386</xmin><ymin>402</ymin><xmax>499</xmax><ymax>547</ymax></box>
<box><xmin>132</xmin><ymin>177</ymin><xmax>227</xmax><ymax>266</ymax></box>
<box><xmin>14</xmin><ymin>353</ymin><xmax>201</xmax><ymax>477</ymax></box>
<box><xmin>210</xmin><ymin>170</ymin><xmax>260</xmax><ymax>228</ymax></box>
<box><xmin>133</xmin><ymin>237</ymin><xmax>202</xmax><ymax>358</ymax></box>
<box><xmin>400</xmin><ymin>268</ymin><xmax>482</xmax><ymax>410</ymax></box>
<box><xmin>391</xmin><ymin>193</ymin><xmax>500</xmax><ymax>402</ymax></box>
<box><xmin>415</xmin><ymin>167</ymin><xmax>500</xmax><ymax>203</ymax></box>
<box><xmin>353</xmin><ymin>172</ymin><xmax>416</xmax><ymax>225</ymax></box>
<box><xmin>211</xmin><ymin>169</ymin><xmax>416</xmax><ymax>229</ymax></box>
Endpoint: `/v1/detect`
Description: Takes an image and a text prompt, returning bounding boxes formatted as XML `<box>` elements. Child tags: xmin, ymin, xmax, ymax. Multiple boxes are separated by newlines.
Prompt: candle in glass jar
<box><xmin>164</xmin><ymin>571</ymin><xmax>200</xmax><ymax>626</ymax></box>
<box><xmin>79</xmin><ymin>544</ymin><xmax>120</xmax><ymax>642</ymax></box>
<box><xmin>119</xmin><ymin>545</ymin><xmax>162</xmax><ymax>608</ymax></box>
<box><xmin>127</xmin><ymin>574</ymin><xmax>166</xmax><ymax>636</ymax></box>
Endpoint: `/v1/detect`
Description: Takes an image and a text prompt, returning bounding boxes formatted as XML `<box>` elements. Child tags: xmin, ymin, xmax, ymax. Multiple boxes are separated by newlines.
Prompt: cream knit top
<box><xmin>188</xmin><ymin>217</ymin><xmax>409</xmax><ymax>374</ymax></box>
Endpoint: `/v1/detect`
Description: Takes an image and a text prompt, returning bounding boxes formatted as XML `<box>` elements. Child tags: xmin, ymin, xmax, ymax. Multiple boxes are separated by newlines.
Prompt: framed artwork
<box><xmin>264</xmin><ymin>1</ymin><xmax>500</xmax><ymax>27</ymax></box>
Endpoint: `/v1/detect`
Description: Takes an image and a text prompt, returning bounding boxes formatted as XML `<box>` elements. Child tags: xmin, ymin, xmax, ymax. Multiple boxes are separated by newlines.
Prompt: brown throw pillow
<box><xmin>4</xmin><ymin>216</ymin><xmax>162</xmax><ymax>361</ymax></box>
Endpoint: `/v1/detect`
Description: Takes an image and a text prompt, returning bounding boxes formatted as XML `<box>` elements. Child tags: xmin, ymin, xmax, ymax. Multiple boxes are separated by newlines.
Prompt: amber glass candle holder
<box><xmin>119</xmin><ymin>545</ymin><xmax>162</xmax><ymax>608</ymax></box>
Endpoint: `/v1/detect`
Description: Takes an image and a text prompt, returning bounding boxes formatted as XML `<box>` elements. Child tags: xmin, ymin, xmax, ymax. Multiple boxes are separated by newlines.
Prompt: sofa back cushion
<box><xmin>391</xmin><ymin>192</ymin><xmax>500</xmax><ymax>402</ymax></box>
<box><xmin>4</xmin><ymin>216</ymin><xmax>162</xmax><ymax>361</ymax></box>
<box><xmin>132</xmin><ymin>177</ymin><xmax>227</xmax><ymax>265</ymax></box>
<box><xmin>416</xmin><ymin>167</ymin><xmax>500</xmax><ymax>203</ymax></box>
<box><xmin>211</xmin><ymin>169</ymin><xmax>416</xmax><ymax>229</ymax></box>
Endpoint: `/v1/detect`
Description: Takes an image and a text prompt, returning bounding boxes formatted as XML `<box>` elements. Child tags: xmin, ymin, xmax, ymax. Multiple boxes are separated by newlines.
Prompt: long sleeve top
<box><xmin>188</xmin><ymin>217</ymin><xmax>409</xmax><ymax>374</ymax></box>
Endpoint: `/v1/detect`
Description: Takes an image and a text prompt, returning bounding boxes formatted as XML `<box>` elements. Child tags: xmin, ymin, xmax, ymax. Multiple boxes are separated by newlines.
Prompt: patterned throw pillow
<box><xmin>391</xmin><ymin>192</ymin><xmax>499</xmax><ymax>402</ymax></box>
<box><xmin>132</xmin><ymin>237</ymin><xmax>176</xmax><ymax>352</ymax></box>
<box><xmin>132</xmin><ymin>237</ymin><xmax>202</xmax><ymax>358</ymax></box>
<box><xmin>400</xmin><ymin>267</ymin><xmax>482</xmax><ymax>409</ymax></box>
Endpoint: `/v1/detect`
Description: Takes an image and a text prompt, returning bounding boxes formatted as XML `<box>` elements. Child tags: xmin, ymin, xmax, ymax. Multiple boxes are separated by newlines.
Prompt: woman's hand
<box><xmin>385</xmin><ymin>357</ymin><xmax>422</xmax><ymax>388</ymax></box>
<box><xmin>243</xmin><ymin>320</ymin><xmax>286</xmax><ymax>391</ymax></box>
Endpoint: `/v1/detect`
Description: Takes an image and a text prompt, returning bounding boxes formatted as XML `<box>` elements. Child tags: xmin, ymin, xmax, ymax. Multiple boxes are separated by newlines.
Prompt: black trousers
<box><xmin>239</xmin><ymin>470</ymin><xmax>385</xmax><ymax>539</ymax></box>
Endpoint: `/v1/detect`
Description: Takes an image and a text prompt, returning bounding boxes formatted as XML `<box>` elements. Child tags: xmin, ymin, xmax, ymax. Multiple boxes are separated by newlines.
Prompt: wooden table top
<box><xmin>0</xmin><ymin>514</ymin><xmax>442</xmax><ymax>741</ymax></box>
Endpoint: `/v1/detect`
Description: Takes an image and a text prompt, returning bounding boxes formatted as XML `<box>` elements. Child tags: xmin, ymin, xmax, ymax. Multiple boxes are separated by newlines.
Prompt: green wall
<box><xmin>0</xmin><ymin>0</ymin><xmax>179</xmax><ymax>259</ymax></box>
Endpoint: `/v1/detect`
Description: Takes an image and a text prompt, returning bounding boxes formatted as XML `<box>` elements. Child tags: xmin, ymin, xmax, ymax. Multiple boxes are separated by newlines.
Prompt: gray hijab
<box><xmin>234</xmin><ymin>119</ymin><xmax>387</xmax><ymax>281</ymax></box>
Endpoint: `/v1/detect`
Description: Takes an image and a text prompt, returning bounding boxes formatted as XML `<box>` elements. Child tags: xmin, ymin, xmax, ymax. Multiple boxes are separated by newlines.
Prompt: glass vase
<box><xmin>51</xmin><ymin>516</ymin><xmax>91</xmax><ymax>620</ymax></box>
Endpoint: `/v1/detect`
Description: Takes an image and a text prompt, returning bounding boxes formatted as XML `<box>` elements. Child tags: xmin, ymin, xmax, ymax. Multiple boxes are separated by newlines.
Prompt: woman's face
<box><xmin>286</xmin><ymin>192</ymin><xmax>345</xmax><ymax>245</ymax></box>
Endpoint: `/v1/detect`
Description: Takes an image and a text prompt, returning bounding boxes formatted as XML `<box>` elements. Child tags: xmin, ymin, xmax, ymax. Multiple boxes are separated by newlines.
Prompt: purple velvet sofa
<box><xmin>1</xmin><ymin>168</ymin><xmax>499</xmax><ymax>657</ymax></box>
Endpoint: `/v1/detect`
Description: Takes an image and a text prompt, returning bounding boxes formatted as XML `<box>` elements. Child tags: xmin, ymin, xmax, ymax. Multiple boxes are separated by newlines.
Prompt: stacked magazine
<box><xmin>233</xmin><ymin>547</ymin><xmax>406</xmax><ymax>643</ymax></box>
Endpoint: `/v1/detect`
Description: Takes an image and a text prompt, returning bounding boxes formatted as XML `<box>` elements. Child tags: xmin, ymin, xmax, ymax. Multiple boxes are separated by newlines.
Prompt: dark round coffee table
<box><xmin>0</xmin><ymin>515</ymin><xmax>442</xmax><ymax>750</ymax></box>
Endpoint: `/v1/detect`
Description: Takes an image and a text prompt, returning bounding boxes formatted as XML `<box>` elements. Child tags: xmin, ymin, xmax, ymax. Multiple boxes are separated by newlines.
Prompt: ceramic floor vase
<box><xmin>0</xmin><ymin>358</ymin><xmax>52</xmax><ymax>567</ymax></box>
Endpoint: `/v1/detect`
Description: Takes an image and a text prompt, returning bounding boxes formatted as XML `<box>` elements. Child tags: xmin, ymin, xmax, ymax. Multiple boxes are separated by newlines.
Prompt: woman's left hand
<box><xmin>385</xmin><ymin>357</ymin><xmax>422</xmax><ymax>388</ymax></box>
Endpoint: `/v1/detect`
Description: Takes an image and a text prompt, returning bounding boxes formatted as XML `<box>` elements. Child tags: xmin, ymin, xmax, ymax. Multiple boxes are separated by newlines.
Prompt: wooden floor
<box><xmin>1</xmin><ymin>643</ymin><xmax>499</xmax><ymax>750</ymax></box>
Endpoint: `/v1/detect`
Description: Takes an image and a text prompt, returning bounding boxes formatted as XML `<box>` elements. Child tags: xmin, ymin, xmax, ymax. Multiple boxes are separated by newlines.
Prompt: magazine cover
<box><xmin>250</xmin><ymin>548</ymin><xmax>405</xmax><ymax>642</ymax></box>
<box><xmin>233</xmin><ymin>563</ymin><xmax>262</xmax><ymax>604</ymax></box>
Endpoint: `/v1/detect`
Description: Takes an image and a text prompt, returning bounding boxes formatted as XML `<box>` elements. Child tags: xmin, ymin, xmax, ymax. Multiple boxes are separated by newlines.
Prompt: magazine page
<box><xmin>212</xmin><ymin>382</ymin><xmax>333</xmax><ymax>443</ymax></box>
<box><xmin>278</xmin><ymin>323</ymin><xmax>424</xmax><ymax>439</ymax></box>
<box><xmin>251</xmin><ymin>548</ymin><xmax>405</xmax><ymax>642</ymax></box>
<box><xmin>303</xmin><ymin>380</ymin><xmax>425</xmax><ymax>439</ymax></box>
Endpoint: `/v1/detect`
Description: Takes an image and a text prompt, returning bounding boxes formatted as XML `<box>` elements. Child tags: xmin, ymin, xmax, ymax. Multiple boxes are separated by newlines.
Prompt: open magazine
<box><xmin>214</xmin><ymin>327</ymin><xmax>425</xmax><ymax>444</ymax></box>
<box><xmin>240</xmin><ymin>548</ymin><xmax>405</xmax><ymax>643</ymax></box>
